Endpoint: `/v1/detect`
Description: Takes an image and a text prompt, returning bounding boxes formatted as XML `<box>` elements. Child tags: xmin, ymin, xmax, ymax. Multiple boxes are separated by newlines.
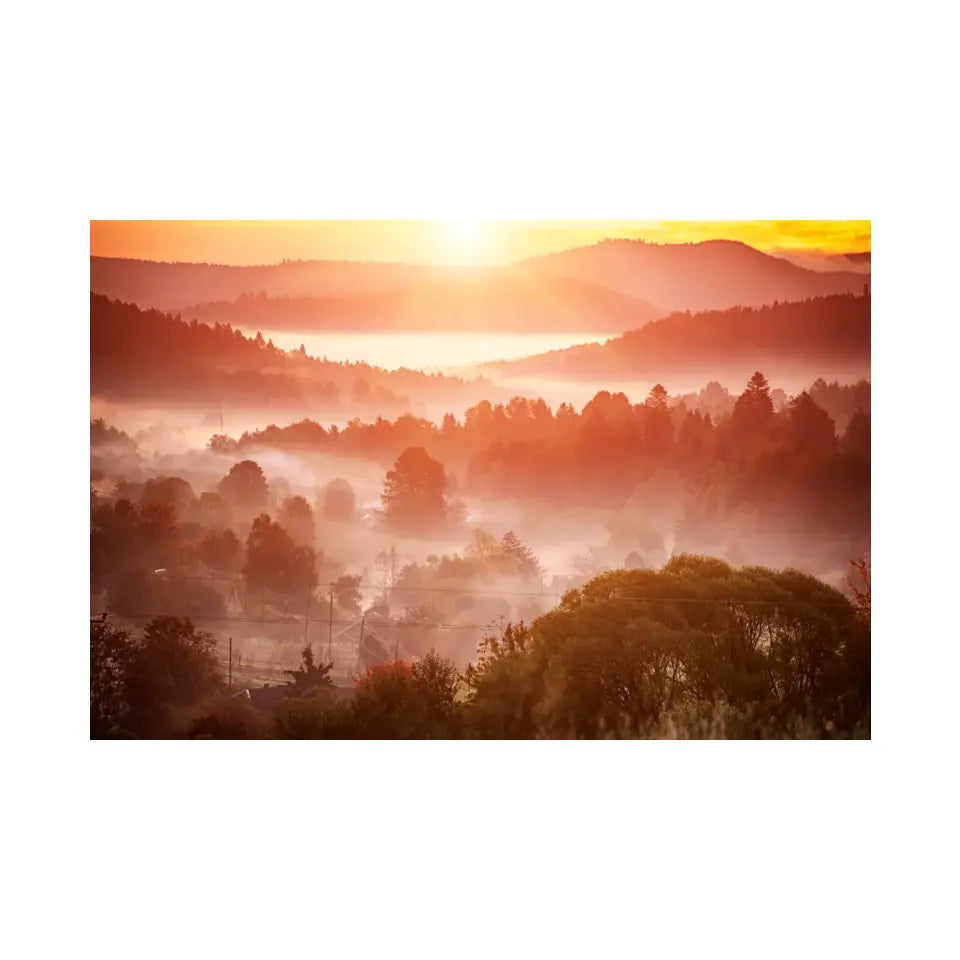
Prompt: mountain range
<box><xmin>177</xmin><ymin>273</ymin><xmax>663</xmax><ymax>334</ymax></box>
<box><xmin>520</xmin><ymin>239</ymin><xmax>869</xmax><ymax>312</ymax></box>
<box><xmin>90</xmin><ymin>239</ymin><xmax>869</xmax><ymax>331</ymax></box>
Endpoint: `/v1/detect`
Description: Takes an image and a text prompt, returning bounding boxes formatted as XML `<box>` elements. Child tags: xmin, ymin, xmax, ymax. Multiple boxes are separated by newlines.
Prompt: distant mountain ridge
<box><xmin>91</xmin><ymin>237</ymin><xmax>870</xmax><ymax>321</ymax></box>
<box><xmin>768</xmin><ymin>249</ymin><xmax>871</xmax><ymax>274</ymax></box>
<box><xmin>90</xmin><ymin>256</ymin><xmax>441</xmax><ymax>312</ymax></box>
<box><xmin>178</xmin><ymin>272</ymin><xmax>664</xmax><ymax>334</ymax></box>
<box><xmin>520</xmin><ymin>239</ymin><xmax>870</xmax><ymax>312</ymax></box>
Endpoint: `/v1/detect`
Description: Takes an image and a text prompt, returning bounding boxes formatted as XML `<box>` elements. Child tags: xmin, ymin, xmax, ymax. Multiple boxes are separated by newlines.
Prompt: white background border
<box><xmin>3</xmin><ymin>1</ymin><xmax>957</xmax><ymax>958</ymax></box>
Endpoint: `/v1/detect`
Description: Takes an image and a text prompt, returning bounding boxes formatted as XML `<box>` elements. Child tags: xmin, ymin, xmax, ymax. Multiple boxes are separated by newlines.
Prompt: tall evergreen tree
<box><xmin>381</xmin><ymin>447</ymin><xmax>449</xmax><ymax>532</ymax></box>
<box><xmin>731</xmin><ymin>371</ymin><xmax>774</xmax><ymax>433</ymax></box>
<box><xmin>501</xmin><ymin>531</ymin><xmax>542</xmax><ymax>581</ymax></box>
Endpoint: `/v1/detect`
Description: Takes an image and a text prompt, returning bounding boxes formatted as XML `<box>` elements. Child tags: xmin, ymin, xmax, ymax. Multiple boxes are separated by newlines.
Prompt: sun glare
<box><xmin>439</xmin><ymin>219</ymin><xmax>492</xmax><ymax>264</ymax></box>
<box><xmin>91</xmin><ymin>221</ymin><xmax>870</xmax><ymax>265</ymax></box>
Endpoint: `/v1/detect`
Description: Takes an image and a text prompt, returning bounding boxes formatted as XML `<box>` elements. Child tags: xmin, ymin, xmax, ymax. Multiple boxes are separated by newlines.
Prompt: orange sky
<box><xmin>91</xmin><ymin>220</ymin><xmax>871</xmax><ymax>267</ymax></box>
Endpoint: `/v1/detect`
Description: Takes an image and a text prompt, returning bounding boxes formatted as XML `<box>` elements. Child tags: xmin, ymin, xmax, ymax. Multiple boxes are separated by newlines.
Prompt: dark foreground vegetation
<box><xmin>91</xmin><ymin>555</ymin><xmax>870</xmax><ymax>739</ymax></box>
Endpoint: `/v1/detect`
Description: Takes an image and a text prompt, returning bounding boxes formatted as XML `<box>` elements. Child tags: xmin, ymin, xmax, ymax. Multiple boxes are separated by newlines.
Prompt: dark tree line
<box><xmin>91</xmin><ymin>615</ymin><xmax>223</xmax><ymax>738</ymax></box>
<box><xmin>230</xmin><ymin>371</ymin><xmax>870</xmax><ymax>559</ymax></box>
<box><xmin>275</xmin><ymin>557</ymin><xmax>869</xmax><ymax>739</ymax></box>
<box><xmin>94</xmin><ymin>555</ymin><xmax>869</xmax><ymax>739</ymax></box>
<box><xmin>91</xmin><ymin>457</ymin><xmax>340</xmax><ymax>621</ymax></box>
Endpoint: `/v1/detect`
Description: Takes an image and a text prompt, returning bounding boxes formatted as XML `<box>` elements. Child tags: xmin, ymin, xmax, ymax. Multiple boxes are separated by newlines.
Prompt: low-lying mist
<box><xmin>92</xmin><ymin>360</ymin><xmax>869</xmax><ymax>684</ymax></box>
<box><xmin>466</xmin><ymin>360</ymin><xmax>871</xmax><ymax>416</ymax></box>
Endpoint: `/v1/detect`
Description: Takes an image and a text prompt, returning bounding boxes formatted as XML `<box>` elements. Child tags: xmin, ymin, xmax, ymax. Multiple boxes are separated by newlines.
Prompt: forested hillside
<box><xmin>490</xmin><ymin>292</ymin><xmax>871</xmax><ymax>379</ymax></box>
<box><xmin>90</xmin><ymin>293</ymin><xmax>491</xmax><ymax>409</ymax></box>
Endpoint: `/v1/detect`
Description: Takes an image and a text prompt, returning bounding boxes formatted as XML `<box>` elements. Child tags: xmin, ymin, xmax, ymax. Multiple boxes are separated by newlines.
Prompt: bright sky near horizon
<box><xmin>91</xmin><ymin>220</ymin><xmax>871</xmax><ymax>267</ymax></box>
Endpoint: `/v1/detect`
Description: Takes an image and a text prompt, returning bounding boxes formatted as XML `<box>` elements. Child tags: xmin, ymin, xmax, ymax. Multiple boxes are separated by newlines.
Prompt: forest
<box><xmin>92</xmin><ymin>554</ymin><xmax>870</xmax><ymax>739</ymax></box>
<box><xmin>91</xmin><ymin>361</ymin><xmax>870</xmax><ymax>738</ymax></box>
<box><xmin>211</xmin><ymin>371</ymin><xmax>870</xmax><ymax>574</ymax></box>
<box><xmin>491</xmin><ymin>292</ymin><xmax>871</xmax><ymax>378</ymax></box>
<box><xmin>90</xmin><ymin>293</ymin><xmax>495</xmax><ymax>411</ymax></box>
<box><xmin>90</xmin><ymin>238</ymin><xmax>871</xmax><ymax>740</ymax></box>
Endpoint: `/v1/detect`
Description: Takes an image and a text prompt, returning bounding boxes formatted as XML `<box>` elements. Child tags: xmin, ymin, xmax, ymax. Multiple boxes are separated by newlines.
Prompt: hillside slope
<box><xmin>521</xmin><ymin>239</ymin><xmax>870</xmax><ymax>312</ymax></box>
<box><xmin>90</xmin><ymin>256</ymin><xmax>436</xmax><ymax>312</ymax></box>
<box><xmin>487</xmin><ymin>292</ymin><xmax>871</xmax><ymax>380</ymax></box>
<box><xmin>92</xmin><ymin>238</ymin><xmax>869</xmax><ymax>319</ymax></box>
<box><xmin>89</xmin><ymin>293</ymin><xmax>495</xmax><ymax>410</ymax></box>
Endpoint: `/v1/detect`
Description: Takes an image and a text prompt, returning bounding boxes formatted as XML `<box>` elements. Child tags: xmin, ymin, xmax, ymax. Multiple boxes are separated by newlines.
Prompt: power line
<box><xmin>106</xmin><ymin>613</ymin><xmax>502</xmax><ymax>630</ymax></box>
<box><xmin>609</xmin><ymin>595</ymin><xmax>852</xmax><ymax>607</ymax></box>
<box><xmin>376</xmin><ymin>583</ymin><xmax>556</xmax><ymax>598</ymax></box>
<box><xmin>152</xmin><ymin>572</ymin><xmax>561</xmax><ymax>599</ymax></box>
<box><xmin>217</xmin><ymin>635</ymin><xmax>401</xmax><ymax>675</ymax></box>
<box><xmin>144</xmin><ymin>573</ymin><xmax>853</xmax><ymax>606</ymax></box>
<box><xmin>99</xmin><ymin>590</ymin><xmax>853</xmax><ymax>632</ymax></box>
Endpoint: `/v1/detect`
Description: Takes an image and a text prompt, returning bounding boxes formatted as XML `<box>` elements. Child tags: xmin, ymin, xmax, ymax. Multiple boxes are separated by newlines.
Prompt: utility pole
<box><xmin>303</xmin><ymin>572</ymin><xmax>312</xmax><ymax>646</ymax></box>
<box><xmin>359</xmin><ymin>616</ymin><xmax>365</xmax><ymax>666</ymax></box>
<box><xmin>228</xmin><ymin>636</ymin><xmax>233</xmax><ymax>692</ymax></box>
<box><xmin>327</xmin><ymin>588</ymin><xmax>334</xmax><ymax>662</ymax></box>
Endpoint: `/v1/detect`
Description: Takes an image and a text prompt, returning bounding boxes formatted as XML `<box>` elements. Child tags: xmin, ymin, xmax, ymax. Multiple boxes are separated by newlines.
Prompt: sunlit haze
<box><xmin>91</xmin><ymin>220</ymin><xmax>871</xmax><ymax>267</ymax></box>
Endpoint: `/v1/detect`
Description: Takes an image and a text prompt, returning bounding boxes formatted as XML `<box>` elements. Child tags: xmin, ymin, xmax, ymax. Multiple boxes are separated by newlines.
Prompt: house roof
<box><xmin>246</xmin><ymin>681</ymin><xmax>355</xmax><ymax>713</ymax></box>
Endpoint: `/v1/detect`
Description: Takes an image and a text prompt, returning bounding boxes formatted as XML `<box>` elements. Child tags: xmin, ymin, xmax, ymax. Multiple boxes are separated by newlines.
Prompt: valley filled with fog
<box><xmin>91</xmin><ymin>235</ymin><xmax>871</xmax><ymax>739</ymax></box>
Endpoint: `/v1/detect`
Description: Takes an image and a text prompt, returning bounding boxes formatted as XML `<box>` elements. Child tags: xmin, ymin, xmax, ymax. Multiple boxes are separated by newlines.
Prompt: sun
<box><xmin>438</xmin><ymin>219</ymin><xmax>492</xmax><ymax>264</ymax></box>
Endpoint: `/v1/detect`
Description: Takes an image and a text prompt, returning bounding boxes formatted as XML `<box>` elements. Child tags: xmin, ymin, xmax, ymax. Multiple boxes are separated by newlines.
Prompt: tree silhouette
<box><xmin>841</xmin><ymin>410</ymin><xmax>871</xmax><ymax>460</ymax></box>
<box><xmin>243</xmin><ymin>513</ymin><xmax>317</xmax><ymax>599</ymax></box>
<box><xmin>321</xmin><ymin>477</ymin><xmax>356</xmax><ymax>522</ymax></box>
<box><xmin>642</xmin><ymin>383</ymin><xmax>673</xmax><ymax>456</ymax></box>
<box><xmin>350</xmin><ymin>652</ymin><xmax>461</xmax><ymax>738</ymax></box>
<box><xmin>788</xmin><ymin>391</ymin><xmax>838</xmax><ymax>455</ymax></box>
<box><xmin>197</xmin><ymin>528</ymin><xmax>242</xmax><ymax>573</ymax></box>
<box><xmin>91</xmin><ymin>615</ymin><xmax>133</xmax><ymax>737</ymax></box>
<box><xmin>278</xmin><ymin>495</ymin><xmax>315</xmax><ymax>547</ymax></box>
<box><xmin>208</xmin><ymin>434</ymin><xmax>238</xmax><ymax>455</ymax></box>
<box><xmin>500</xmin><ymin>531</ymin><xmax>541</xmax><ymax>581</ymax></box>
<box><xmin>331</xmin><ymin>574</ymin><xmax>363</xmax><ymax>617</ymax></box>
<box><xmin>285</xmin><ymin>645</ymin><xmax>334</xmax><ymax>694</ymax></box>
<box><xmin>140</xmin><ymin>476</ymin><xmax>197</xmax><ymax>521</ymax></box>
<box><xmin>124</xmin><ymin>617</ymin><xmax>223</xmax><ymax>736</ymax></box>
<box><xmin>847</xmin><ymin>558</ymin><xmax>871</xmax><ymax>624</ymax></box>
<box><xmin>647</xmin><ymin>383</ymin><xmax>668</xmax><ymax>409</ymax></box>
<box><xmin>381</xmin><ymin>446</ymin><xmax>449</xmax><ymax>532</ymax></box>
<box><xmin>731</xmin><ymin>371</ymin><xmax>774</xmax><ymax>434</ymax></box>
<box><xmin>218</xmin><ymin>460</ymin><xmax>269</xmax><ymax>514</ymax></box>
